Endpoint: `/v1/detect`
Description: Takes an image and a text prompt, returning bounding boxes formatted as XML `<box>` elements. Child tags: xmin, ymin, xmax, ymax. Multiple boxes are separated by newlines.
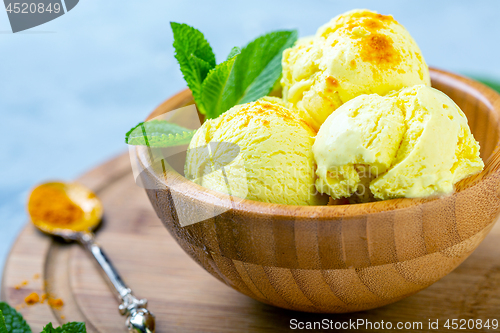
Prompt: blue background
<box><xmin>1</xmin><ymin>0</ymin><xmax>500</xmax><ymax>287</ymax></box>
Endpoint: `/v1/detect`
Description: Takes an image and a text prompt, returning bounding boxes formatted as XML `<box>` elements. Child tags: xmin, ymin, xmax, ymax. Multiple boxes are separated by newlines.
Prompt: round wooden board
<box><xmin>3</xmin><ymin>152</ymin><xmax>500</xmax><ymax>332</ymax></box>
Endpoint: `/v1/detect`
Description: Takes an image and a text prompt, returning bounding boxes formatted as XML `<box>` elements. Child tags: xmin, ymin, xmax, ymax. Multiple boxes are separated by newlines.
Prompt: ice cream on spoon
<box><xmin>28</xmin><ymin>182</ymin><xmax>156</xmax><ymax>333</ymax></box>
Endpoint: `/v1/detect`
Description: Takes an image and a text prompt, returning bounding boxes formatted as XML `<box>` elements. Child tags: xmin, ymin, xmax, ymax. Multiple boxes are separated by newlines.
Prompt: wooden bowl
<box><xmin>132</xmin><ymin>68</ymin><xmax>500</xmax><ymax>313</ymax></box>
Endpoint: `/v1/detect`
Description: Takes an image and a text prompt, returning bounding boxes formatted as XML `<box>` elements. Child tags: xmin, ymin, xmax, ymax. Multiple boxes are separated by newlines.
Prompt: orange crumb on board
<box><xmin>48</xmin><ymin>297</ymin><xmax>64</xmax><ymax>308</ymax></box>
<box><xmin>61</xmin><ymin>315</ymin><xmax>66</xmax><ymax>320</ymax></box>
<box><xmin>25</xmin><ymin>292</ymin><xmax>40</xmax><ymax>305</ymax></box>
<box><xmin>15</xmin><ymin>280</ymin><xmax>29</xmax><ymax>290</ymax></box>
<box><xmin>14</xmin><ymin>276</ymin><xmax>65</xmax><ymax>308</ymax></box>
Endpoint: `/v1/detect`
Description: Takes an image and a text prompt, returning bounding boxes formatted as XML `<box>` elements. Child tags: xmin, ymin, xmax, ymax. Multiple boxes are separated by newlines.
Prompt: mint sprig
<box><xmin>125</xmin><ymin>120</ymin><xmax>195</xmax><ymax>147</ymax></box>
<box><xmin>125</xmin><ymin>23</ymin><xmax>297</xmax><ymax>147</ymax></box>
<box><xmin>171</xmin><ymin>23</ymin><xmax>297</xmax><ymax>118</ymax></box>
<box><xmin>0</xmin><ymin>302</ymin><xmax>31</xmax><ymax>333</ymax></box>
<box><xmin>202</xmin><ymin>30</ymin><xmax>297</xmax><ymax>118</ymax></box>
<box><xmin>41</xmin><ymin>322</ymin><xmax>86</xmax><ymax>333</ymax></box>
<box><xmin>0</xmin><ymin>301</ymin><xmax>86</xmax><ymax>333</ymax></box>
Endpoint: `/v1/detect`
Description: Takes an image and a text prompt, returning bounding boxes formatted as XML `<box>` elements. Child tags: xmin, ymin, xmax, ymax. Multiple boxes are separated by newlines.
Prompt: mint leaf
<box><xmin>58</xmin><ymin>322</ymin><xmax>86</xmax><ymax>333</ymax></box>
<box><xmin>204</xmin><ymin>30</ymin><xmax>297</xmax><ymax>118</ymax></box>
<box><xmin>0</xmin><ymin>302</ymin><xmax>85</xmax><ymax>333</ymax></box>
<box><xmin>126</xmin><ymin>120</ymin><xmax>195</xmax><ymax>147</ymax></box>
<box><xmin>171</xmin><ymin>22</ymin><xmax>216</xmax><ymax>114</ymax></box>
<box><xmin>41</xmin><ymin>323</ymin><xmax>56</xmax><ymax>333</ymax></box>
<box><xmin>200</xmin><ymin>56</ymin><xmax>237</xmax><ymax>119</ymax></box>
<box><xmin>226</xmin><ymin>30</ymin><xmax>297</xmax><ymax>107</ymax></box>
<box><xmin>41</xmin><ymin>322</ymin><xmax>86</xmax><ymax>333</ymax></box>
<box><xmin>226</xmin><ymin>46</ymin><xmax>241</xmax><ymax>60</ymax></box>
<box><xmin>0</xmin><ymin>302</ymin><xmax>31</xmax><ymax>333</ymax></box>
<box><xmin>188</xmin><ymin>54</ymin><xmax>212</xmax><ymax>89</ymax></box>
<box><xmin>0</xmin><ymin>310</ymin><xmax>8</xmax><ymax>333</ymax></box>
<box><xmin>40</xmin><ymin>322</ymin><xmax>87</xmax><ymax>333</ymax></box>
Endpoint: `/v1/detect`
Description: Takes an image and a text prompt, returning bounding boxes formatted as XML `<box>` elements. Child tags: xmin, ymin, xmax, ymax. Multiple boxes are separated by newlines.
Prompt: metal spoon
<box><xmin>27</xmin><ymin>181</ymin><xmax>155</xmax><ymax>333</ymax></box>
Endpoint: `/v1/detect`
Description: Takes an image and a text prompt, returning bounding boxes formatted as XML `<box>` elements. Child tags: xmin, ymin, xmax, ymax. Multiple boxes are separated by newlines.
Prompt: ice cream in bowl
<box><xmin>128</xmin><ymin>9</ymin><xmax>500</xmax><ymax>313</ymax></box>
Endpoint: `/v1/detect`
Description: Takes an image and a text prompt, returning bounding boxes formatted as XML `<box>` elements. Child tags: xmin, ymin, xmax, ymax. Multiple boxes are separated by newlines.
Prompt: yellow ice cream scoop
<box><xmin>313</xmin><ymin>85</ymin><xmax>484</xmax><ymax>201</ymax></box>
<box><xmin>282</xmin><ymin>9</ymin><xmax>430</xmax><ymax>131</ymax></box>
<box><xmin>313</xmin><ymin>94</ymin><xmax>405</xmax><ymax>199</ymax></box>
<box><xmin>185</xmin><ymin>97</ymin><xmax>327</xmax><ymax>206</ymax></box>
<box><xmin>371</xmin><ymin>85</ymin><xmax>484</xmax><ymax>199</ymax></box>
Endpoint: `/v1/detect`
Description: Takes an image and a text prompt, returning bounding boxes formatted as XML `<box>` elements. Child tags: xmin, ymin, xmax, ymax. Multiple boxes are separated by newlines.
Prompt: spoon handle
<box><xmin>78</xmin><ymin>232</ymin><xmax>155</xmax><ymax>333</ymax></box>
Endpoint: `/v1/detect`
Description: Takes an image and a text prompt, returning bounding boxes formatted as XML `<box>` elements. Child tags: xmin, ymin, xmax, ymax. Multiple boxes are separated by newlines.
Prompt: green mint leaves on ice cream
<box><xmin>126</xmin><ymin>23</ymin><xmax>297</xmax><ymax>147</ymax></box>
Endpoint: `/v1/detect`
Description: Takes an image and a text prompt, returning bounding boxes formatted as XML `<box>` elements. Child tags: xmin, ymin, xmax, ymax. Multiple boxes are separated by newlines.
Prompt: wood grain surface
<box><xmin>135</xmin><ymin>68</ymin><xmax>500</xmax><ymax>313</ymax></box>
<box><xmin>3</xmin><ymin>152</ymin><xmax>500</xmax><ymax>332</ymax></box>
<box><xmin>3</xmin><ymin>68</ymin><xmax>500</xmax><ymax>330</ymax></box>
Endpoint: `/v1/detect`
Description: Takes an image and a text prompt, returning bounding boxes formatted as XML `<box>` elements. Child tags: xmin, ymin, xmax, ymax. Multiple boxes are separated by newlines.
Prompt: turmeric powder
<box><xmin>22</xmin><ymin>292</ymin><xmax>64</xmax><ymax>309</ymax></box>
<box><xmin>25</xmin><ymin>292</ymin><xmax>40</xmax><ymax>305</ymax></box>
<box><xmin>28</xmin><ymin>184</ymin><xmax>83</xmax><ymax>227</ymax></box>
<box><xmin>47</xmin><ymin>297</ymin><xmax>64</xmax><ymax>308</ymax></box>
